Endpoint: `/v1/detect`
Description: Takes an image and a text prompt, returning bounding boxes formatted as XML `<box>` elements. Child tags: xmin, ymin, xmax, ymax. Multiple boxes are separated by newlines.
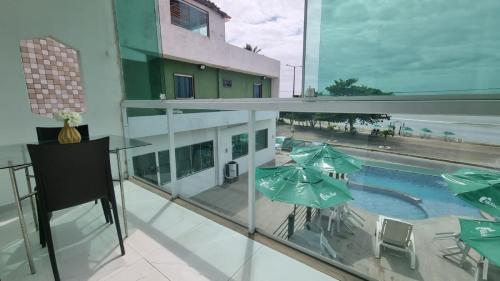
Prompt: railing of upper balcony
<box><xmin>121</xmin><ymin>99</ymin><xmax>500</xmax><ymax>281</ymax></box>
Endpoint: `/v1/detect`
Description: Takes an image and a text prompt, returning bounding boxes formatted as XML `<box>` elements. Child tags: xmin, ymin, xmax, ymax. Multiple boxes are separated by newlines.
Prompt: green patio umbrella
<box><xmin>443</xmin><ymin>131</ymin><xmax>455</xmax><ymax>136</ymax></box>
<box><xmin>403</xmin><ymin>127</ymin><xmax>413</xmax><ymax>132</ymax></box>
<box><xmin>290</xmin><ymin>144</ymin><xmax>363</xmax><ymax>174</ymax></box>
<box><xmin>256</xmin><ymin>165</ymin><xmax>353</xmax><ymax>209</ymax></box>
<box><xmin>442</xmin><ymin>168</ymin><xmax>500</xmax><ymax>217</ymax></box>
<box><xmin>421</xmin><ymin>128</ymin><xmax>432</xmax><ymax>133</ymax></box>
<box><xmin>459</xmin><ymin>219</ymin><xmax>500</xmax><ymax>266</ymax></box>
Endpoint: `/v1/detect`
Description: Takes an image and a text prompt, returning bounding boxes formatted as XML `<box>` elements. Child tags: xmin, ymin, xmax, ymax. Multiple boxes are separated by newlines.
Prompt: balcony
<box><xmin>120</xmin><ymin>101</ymin><xmax>500</xmax><ymax>281</ymax></box>
<box><xmin>0</xmin><ymin>181</ymin><xmax>343</xmax><ymax>281</ymax></box>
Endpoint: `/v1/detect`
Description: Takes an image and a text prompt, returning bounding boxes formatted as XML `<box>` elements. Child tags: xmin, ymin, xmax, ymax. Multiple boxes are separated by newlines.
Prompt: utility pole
<box><xmin>286</xmin><ymin>64</ymin><xmax>303</xmax><ymax>97</ymax></box>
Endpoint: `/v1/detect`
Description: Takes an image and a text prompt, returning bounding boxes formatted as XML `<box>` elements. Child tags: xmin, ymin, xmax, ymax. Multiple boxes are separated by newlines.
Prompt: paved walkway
<box><xmin>0</xmin><ymin>181</ymin><xmax>338</xmax><ymax>281</ymax></box>
<box><xmin>278</xmin><ymin>123</ymin><xmax>500</xmax><ymax>168</ymax></box>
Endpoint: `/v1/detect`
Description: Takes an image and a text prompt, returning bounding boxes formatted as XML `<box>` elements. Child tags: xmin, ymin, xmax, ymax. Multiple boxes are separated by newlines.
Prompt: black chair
<box><xmin>28</xmin><ymin>138</ymin><xmax>125</xmax><ymax>281</ymax></box>
<box><xmin>36</xmin><ymin>125</ymin><xmax>90</xmax><ymax>144</ymax></box>
<box><xmin>35</xmin><ymin>126</ymin><xmax>112</xmax><ymax>227</ymax></box>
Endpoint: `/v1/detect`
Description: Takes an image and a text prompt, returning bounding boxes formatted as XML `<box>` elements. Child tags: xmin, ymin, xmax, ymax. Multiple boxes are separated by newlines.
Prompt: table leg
<box><xmin>459</xmin><ymin>245</ymin><xmax>471</xmax><ymax>267</ymax></box>
<box><xmin>116</xmin><ymin>150</ymin><xmax>128</xmax><ymax>237</ymax></box>
<box><xmin>483</xmin><ymin>258</ymin><xmax>488</xmax><ymax>280</ymax></box>
<box><xmin>24</xmin><ymin>166</ymin><xmax>38</xmax><ymax>231</ymax></box>
<box><xmin>9</xmin><ymin>167</ymin><xmax>35</xmax><ymax>274</ymax></box>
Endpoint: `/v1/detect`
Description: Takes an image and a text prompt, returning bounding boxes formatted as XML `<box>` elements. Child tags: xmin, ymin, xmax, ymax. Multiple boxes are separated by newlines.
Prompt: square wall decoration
<box><xmin>19</xmin><ymin>37</ymin><xmax>85</xmax><ymax>118</ymax></box>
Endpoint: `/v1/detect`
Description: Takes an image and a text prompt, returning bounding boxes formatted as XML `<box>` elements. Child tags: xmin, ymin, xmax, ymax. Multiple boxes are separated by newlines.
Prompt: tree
<box><xmin>322</xmin><ymin>79</ymin><xmax>392</xmax><ymax>131</ymax></box>
<box><xmin>381</xmin><ymin>129</ymin><xmax>394</xmax><ymax>147</ymax></box>
<box><xmin>243</xmin><ymin>43</ymin><xmax>262</xmax><ymax>53</ymax></box>
<box><xmin>324</xmin><ymin>78</ymin><xmax>392</xmax><ymax>97</ymax></box>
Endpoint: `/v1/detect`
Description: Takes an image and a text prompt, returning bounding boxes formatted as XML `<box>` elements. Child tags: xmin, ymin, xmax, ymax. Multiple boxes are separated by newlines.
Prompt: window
<box><xmin>232</xmin><ymin>129</ymin><xmax>268</xmax><ymax>159</ymax></box>
<box><xmin>253</xmin><ymin>83</ymin><xmax>262</xmax><ymax>98</ymax></box>
<box><xmin>256</xmin><ymin>129</ymin><xmax>268</xmax><ymax>151</ymax></box>
<box><xmin>174</xmin><ymin>74</ymin><xmax>194</xmax><ymax>99</ymax></box>
<box><xmin>175</xmin><ymin>141</ymin><xmax>214</xmax><ymax>178</ymax></box>
<box><xmin>175</xmin><ymin>146</ymin><xmax>192</xmax><ymax>179</ymax></box>
<box><xmin>158</xmin><ymin>150</ymin><xmax>171</xmax><ymax>185</ymax></box>
<box><xmin>170</xmin><ymin>0</ymin><xmax>209</xmax><ymax>36</ymax></box>
<box><xmin>132</xmin><ymin>153</ymin><xmax>158</xmax><ymax>185</ymax></box>
<box><xmin>232</xmin><ymin>133</ymin><xmax>248</xmax><ymax>159</ymax></box>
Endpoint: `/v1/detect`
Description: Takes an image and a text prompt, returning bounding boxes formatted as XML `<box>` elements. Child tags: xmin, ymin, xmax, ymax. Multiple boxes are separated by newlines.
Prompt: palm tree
<box><xmin>243</xmin><ymin>43</ymin><xmax>262</xmax><ymax>53</ymax></box>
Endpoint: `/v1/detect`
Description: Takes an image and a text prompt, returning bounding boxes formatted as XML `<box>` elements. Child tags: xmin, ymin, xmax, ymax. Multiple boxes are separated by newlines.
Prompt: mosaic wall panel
<box><xmin>19</xmin><ymin>37</ymin><xmax>85</xmax><ymax>117</ymax></box>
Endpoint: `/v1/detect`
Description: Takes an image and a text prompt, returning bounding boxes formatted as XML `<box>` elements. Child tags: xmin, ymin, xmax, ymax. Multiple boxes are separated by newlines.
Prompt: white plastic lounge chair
<box><xmin>375</xmin><ymin>215</ymin><xmax>416</xmax><ymax>269</ymax></box>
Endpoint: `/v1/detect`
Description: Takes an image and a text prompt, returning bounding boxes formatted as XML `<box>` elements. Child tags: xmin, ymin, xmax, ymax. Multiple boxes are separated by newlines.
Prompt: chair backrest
<box><xmin>28</xmin><ymin>137</ymin><xmax>113</xmax><ymax>212</ymax></box>
<box><xmin>36</xmin><ymin>125</ymin><xmax>89</xmax><ymax>144</ymax></box>
<box><xmin>381</xmin><ymin>218</ymin><xmax>413</xmax><ymax>247</ymax></box>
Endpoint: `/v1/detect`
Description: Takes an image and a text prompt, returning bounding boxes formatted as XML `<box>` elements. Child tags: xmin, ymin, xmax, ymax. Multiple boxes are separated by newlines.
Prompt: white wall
<box><xmin>128</xmin><ymin>110</ymin><xmax>278</xmax><ymax>138</ymax></box>
<box><xmin>126</xmin><ymin>111</ymin><xmax>277</xmax><ymax>197</ymax></box>
<box><xmin>216</xmin><ymin>119</ymin><xmax>276</xmax><ymax>185</ymax></box>
<box><xmin>0</xmin><ymin>0</ymin><xmax>124</xmax><ymax>207</ymax></box>
<box><xmin>157</xmin><ymin>0</ymin><xmax>280</xmax><ymax>79</ymax></box>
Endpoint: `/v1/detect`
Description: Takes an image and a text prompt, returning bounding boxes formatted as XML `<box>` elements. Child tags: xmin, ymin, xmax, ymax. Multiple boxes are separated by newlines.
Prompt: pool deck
<box><xmin>192</xmin><ymin>175</ymin><xmax>500</xmax><ymax>281</ymax></box>
<box><xmin>190</xmin><ymin>150</ymin><xmax>500</xmax><ymax>281</ymax></box>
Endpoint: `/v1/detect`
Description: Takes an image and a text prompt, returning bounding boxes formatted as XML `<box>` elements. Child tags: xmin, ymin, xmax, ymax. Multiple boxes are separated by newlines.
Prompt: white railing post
<box><xmin>167</xmin><ymin>108</ymin><xmax>178</xmax><ymax>198</ymax></box>
<box><xmin>121</xmin><ymin>105</ymin><xmax>133</xmax><ymax>178</ymax></box>
<box><xmin>248</xmin><ymin>110</ymin><xmax>256</xmax><ymax>234</ymax></box>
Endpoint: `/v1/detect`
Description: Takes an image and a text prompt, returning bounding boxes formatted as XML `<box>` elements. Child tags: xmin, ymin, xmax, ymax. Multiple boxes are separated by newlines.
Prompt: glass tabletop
<box><xmin>0</xmin><ymin>135</ymin><xmax>151</xmax><ymax>169</ymax></box>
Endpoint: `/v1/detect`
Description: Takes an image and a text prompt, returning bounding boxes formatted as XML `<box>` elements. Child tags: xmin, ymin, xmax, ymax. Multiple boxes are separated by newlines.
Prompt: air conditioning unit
<box><xmin>225</xmin><ymin>161</ymin><xmax>239</xmax><ymax>183</ymax></box>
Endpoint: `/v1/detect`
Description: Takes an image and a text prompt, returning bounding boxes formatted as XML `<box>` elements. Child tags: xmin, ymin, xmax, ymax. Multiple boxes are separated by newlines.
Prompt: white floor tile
<box><xmin>1</xmin><ymin>181</ymin><xmax>339</xmax><ymax>281</ymax></box>
<box><xmin>229</xmin><ymin>246</ymin><xmax>338</xmax><ymax>281</ymax></box>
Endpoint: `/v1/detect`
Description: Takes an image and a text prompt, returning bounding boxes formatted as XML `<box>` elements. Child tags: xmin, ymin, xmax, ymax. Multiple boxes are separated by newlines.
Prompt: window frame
<box><xmin>255</xmin><ymin>128</ymin><xmax>268</xmax><ymax>151</ymax></box>
<box><xmin>253</xmin><ymin>83</ymin><xmax>263</xmax><ymax>98</ymax></box>
<box><xmin>232</xmin><ymin>133</ymin><xmax>249</xmax><ymax>159</ymax></box>
<box><xmin>175</xmin><ymin>140</ymin><xmax>215</xmax><ymax>179</ymax></box>
<box><xmin>173</xmin><ymin>73</ymin><xmax>195</xmax><ymax>100</ymax></box>
<box><xmin>170</xmin><ymin>0</ymin><xmax>210</xmax><ymax>37</ymax></box>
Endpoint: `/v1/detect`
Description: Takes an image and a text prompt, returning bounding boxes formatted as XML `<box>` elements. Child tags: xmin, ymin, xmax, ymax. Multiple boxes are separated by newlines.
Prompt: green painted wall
<box><xmin>164</xmin><ymin>59</ymin><xmax>218</xmax><ymax>100</ymax></box>
<box><xmin>219</xmin><ymin>69</ymin><xmax>271</xmax><ymax>99</ymax></box>
<box><xmin>163</xmin><ymin>59</ymin><xmax>271</xmax><ymax>99</ymax></box>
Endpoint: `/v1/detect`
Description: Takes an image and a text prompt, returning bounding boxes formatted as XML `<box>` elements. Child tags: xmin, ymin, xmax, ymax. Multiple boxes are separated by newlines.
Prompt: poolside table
<box><xmin>0</xmin><ymin>135</ymin><xmax>151</xmax><ymax>274</ymax></box>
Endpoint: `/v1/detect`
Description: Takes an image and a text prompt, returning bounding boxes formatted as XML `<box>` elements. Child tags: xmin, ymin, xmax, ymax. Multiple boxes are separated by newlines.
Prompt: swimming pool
<box><xmin>348</xmin><ymin>165</ymin><xmax>481</xmax><ymax>220</ymax></box>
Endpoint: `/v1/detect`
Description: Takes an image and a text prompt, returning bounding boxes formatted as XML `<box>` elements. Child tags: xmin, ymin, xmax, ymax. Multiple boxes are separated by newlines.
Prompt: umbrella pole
<box><xmin>288</xmin><ymin>205</ymin><xmax>297</xmax><ymax>239</ymax></box>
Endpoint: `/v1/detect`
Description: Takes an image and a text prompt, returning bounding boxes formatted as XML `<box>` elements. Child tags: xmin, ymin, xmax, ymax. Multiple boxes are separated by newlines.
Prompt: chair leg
<box><xmin>100</xmin><ymin>199</ymin><xmax>112</xmax><ymax>224</ymax></box>
<box><xmin>40</xmin><ymin>212</ymin><xmax>61</xmax><ymax>281</ymax></box>
<box><xmin>36</xmin><ymin>194</ymin><xmax>46</xmax><ymax>247</ymax></box>
<box><xmin>109</xmin><ymin>197</ymin><xmax>125</xmax><ymax>256</ymax></box>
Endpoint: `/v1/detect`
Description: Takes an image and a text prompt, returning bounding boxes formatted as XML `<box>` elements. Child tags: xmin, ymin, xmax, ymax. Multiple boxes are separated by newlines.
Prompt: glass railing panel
<box><xmin>171</xmin><ymin>109</ymin><xmax>273</xmax><ymax>226</ymax></box>
<box><xmin>124</xmin><ymin>107</ymin><xmax>172</xmax><ymax>193</ymax></box>
<box><xmin>304</xmin><ymin>0</ymin><xmax>500</xmax><ymax>98</ymax></box>
<box><xmin>256</xmin><ymin>110</ymin><xmax>500</xmax><ymax>281</ymax></box>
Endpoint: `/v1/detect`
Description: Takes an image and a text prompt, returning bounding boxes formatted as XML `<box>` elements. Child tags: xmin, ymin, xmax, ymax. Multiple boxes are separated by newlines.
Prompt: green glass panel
<box><xmin>115</xmin><ymin>0</ymin><xmax>164</xmax><ymax>100</ymax></box>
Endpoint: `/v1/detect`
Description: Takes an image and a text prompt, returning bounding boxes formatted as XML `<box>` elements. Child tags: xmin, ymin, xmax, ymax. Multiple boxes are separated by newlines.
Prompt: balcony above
<box><xmin>157</xmin><ymin>0</ymin><xmax>280</xmax><ymax>78</ymax></box>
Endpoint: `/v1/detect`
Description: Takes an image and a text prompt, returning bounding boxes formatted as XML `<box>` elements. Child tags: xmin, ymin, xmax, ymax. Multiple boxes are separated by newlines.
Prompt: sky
<box><xmin>212</xmin><ymin>0</ymin><xmax>304</xmax><ymax>98</ymax></box>
<box><xmin>212</xmin><ymin>0</ymin><xmax>500</xmax><ymax>97</ymax></box>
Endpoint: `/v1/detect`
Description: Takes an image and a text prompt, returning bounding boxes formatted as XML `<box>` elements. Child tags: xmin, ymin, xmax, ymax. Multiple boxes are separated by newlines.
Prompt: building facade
<box><xmin>116</xmin><ymin>0</ymin><xmax>281</xmax><ymax>196</ymax></box>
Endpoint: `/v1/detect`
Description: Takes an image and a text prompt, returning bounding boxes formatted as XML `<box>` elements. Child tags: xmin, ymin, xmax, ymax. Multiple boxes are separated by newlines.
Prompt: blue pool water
<box><xmin>348</xmin><ymin>166</ymin><xmax>481</xmax><ymax>220</ymax></box>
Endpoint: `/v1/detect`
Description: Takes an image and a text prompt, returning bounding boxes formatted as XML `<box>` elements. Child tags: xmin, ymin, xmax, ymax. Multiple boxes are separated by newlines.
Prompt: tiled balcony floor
<box><xmin>0</xmin><ymin>181</ymin><xmax>338</xmax><ymax>281</ymax></box>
